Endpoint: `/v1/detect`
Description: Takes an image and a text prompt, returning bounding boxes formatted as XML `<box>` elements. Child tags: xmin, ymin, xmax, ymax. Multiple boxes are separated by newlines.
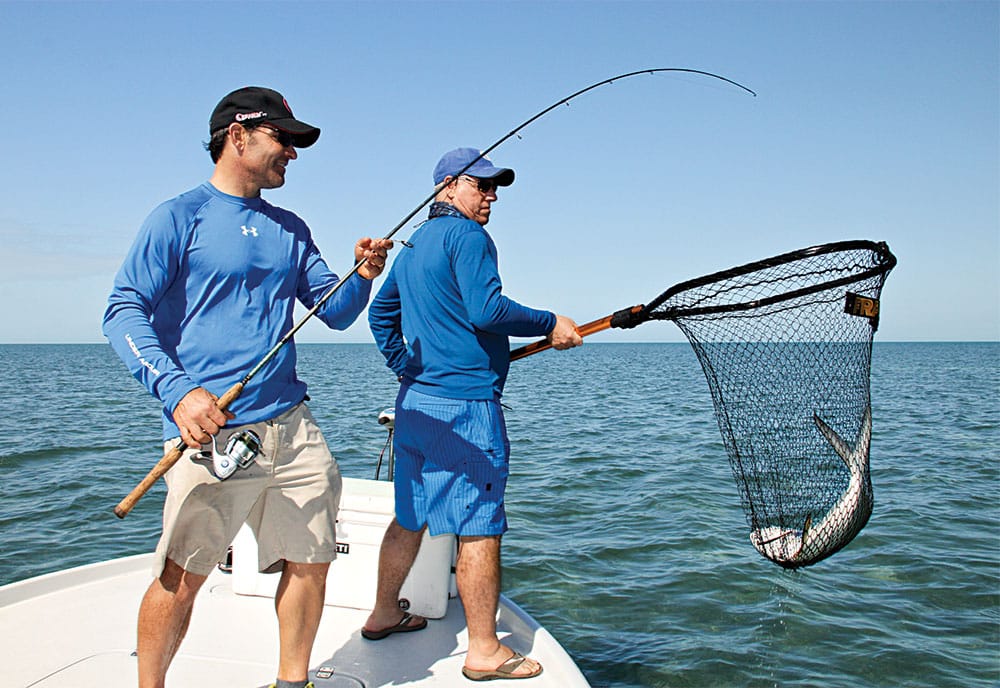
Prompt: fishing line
<box><xmin>114</xmin><ymin>67</ymin><xmax>756</xmax><ymax>518</ymax></box>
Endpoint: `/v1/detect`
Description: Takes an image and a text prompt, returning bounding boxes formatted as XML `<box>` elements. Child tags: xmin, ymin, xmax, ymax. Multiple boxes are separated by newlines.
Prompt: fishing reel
<box><xmin>204</xmin><ymin>429</ymin><xmax>262</xmax><ymax>480</ymax></box>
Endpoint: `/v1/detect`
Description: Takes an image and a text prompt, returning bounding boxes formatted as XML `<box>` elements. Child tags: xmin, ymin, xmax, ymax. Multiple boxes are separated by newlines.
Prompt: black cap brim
<box><xmin>270</xmin><ymin>119</ymin><xmax>321</xmax><ymax>148</ymax></box>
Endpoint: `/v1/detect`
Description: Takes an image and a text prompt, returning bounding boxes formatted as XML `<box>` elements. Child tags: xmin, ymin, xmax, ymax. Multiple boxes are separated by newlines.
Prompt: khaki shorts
<box><xmin>153</xmin><ymin>403</ymin><xmax>342</xmax><ymax>578</ymax></box>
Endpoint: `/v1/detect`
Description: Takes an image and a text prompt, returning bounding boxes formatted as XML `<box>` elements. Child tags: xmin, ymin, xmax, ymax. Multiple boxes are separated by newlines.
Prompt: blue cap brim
<box><xmin>463</xmin><ymin>158</ymin><xmax>515</xmax><ymax>186</ymax></box>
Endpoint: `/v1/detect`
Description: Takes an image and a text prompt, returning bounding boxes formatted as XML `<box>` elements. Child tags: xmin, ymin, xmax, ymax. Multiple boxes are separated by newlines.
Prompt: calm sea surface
<box><xmin>0</xmin><ymin>342</ymin><xmax>997</xmax><ymax>687</ymax></box>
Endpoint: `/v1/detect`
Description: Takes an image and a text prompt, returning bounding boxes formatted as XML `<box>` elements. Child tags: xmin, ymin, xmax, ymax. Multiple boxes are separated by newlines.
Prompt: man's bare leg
<box><xmin>363</xmin><ymin>518</ymin><xmax>427</xmax><ymax>632</ymax></box>
<box><xmin>137</xmin><ymin>558</ymin><xmax>207</xmax><ymax>688</ymax></box>
<box><xmin>274</xmin><ymin>561</ymin><xmax>330</xmax><ymax>682</ymax></box>
<box><xmin>457</xmin><ymin>535</ymin><xmax>541</xmax><ymax>677</ymax></box>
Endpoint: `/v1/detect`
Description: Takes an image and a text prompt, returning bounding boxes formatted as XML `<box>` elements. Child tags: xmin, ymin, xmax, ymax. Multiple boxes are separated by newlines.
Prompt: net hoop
<box><xmin>643</xmin><ymin>240</ymin><xmax>897</xmax><ymax>321</ymax></box>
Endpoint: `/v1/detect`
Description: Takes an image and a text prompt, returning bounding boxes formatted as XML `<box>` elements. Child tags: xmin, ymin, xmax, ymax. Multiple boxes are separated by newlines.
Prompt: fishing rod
<box><xmin>114</xmin><ymin>67</ymin><xmax>756</xmax><ymax>518</ymax></box>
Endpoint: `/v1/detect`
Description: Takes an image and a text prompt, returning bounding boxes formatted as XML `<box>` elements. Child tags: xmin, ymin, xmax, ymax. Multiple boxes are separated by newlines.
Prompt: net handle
<box><xmin>510</xmin><ymin>306</ymin><xmax>644</xmax><ymax>361</ymax></box>
<box><xmin>508</xmin><ymin>240</ymin><xmax>896</xmax><ymax>362</ymax></box>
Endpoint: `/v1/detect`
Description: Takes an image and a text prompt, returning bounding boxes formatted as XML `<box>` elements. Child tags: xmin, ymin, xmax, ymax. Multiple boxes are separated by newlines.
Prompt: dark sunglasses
<box><xmin>257</xmin><ymin>125</ymin><xmax>296</xmax><ymax>148</ymax></box>
<box><xmin>460</xmin><ymin>175</ymin><xmax>499</xmax><ymax>194</ymax></box>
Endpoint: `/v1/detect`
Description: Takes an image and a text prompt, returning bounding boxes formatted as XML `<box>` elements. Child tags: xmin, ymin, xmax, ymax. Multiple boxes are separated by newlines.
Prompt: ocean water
<box><xmin>0</xmin><ymin>342</ymin><xmax>997</xmax><ymax>687</ymax></box>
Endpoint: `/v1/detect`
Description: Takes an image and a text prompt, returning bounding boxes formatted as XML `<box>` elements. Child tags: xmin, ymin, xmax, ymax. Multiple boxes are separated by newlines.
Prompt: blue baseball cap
<box><xmin>433</xmin><ymin>148</ymin><xmax>515</xmax><ymax>186</ymax></box>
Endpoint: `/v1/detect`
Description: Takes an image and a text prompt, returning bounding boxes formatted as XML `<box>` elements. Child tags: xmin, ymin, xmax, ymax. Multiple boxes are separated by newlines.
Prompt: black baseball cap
<box><xmin>209</xmin><ymin>87</ymin><xmax>320</xmax><ymax>148</ymax></box>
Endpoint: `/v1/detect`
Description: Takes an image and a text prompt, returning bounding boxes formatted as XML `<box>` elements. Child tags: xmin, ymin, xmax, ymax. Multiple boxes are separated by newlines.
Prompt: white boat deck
<box><xmin>0</xmin><ymin>553</ymin><xmax>590</xmax><ymax>687</ymax></box>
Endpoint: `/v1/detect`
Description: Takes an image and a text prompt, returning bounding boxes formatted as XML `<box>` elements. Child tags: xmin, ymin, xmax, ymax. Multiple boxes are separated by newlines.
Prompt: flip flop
<box><xmin>361</xmin><ymin>612</ymin><xmax>427</xmax><ymax>640</ymax></box>
<box><xmin>461</xmin><ymin>651</ymin><xmax>543</xmax><ymax>681</ymax></box>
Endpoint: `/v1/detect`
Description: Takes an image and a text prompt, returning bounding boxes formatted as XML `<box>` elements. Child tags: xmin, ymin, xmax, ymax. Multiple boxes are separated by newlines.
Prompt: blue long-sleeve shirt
<box><xmin>103</xmin><ymin>182</ymin><xmax>371</xmax><ymax>440</ymax></box>
<box><xmin>368</xmin><ymin>213</ymin><xmax>555</xmax><ymax>399</ymax></box>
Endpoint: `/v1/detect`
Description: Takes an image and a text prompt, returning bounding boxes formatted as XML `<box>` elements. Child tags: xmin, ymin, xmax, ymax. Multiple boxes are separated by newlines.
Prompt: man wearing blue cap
<box><xmin>365</xmin><ymin>148</ymin><xmax>581</xmax><ymax>681</ymax></box>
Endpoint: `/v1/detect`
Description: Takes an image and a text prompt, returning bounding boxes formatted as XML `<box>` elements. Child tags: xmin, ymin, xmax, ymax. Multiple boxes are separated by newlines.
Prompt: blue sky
<box><xmin>1</xmin><ymin>1</ymin><xmax>996</xmax><ymax>344</ymax></box>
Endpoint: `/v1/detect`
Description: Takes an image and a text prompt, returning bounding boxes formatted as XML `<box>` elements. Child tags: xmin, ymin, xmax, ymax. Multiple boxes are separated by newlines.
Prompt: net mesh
<box><xmin>646</xmin><ymin>241</ymin><xmax>895</xmax><ymax>568</ymax></box>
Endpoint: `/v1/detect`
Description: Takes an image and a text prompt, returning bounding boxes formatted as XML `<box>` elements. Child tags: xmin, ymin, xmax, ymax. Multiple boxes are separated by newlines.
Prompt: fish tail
<box><xmin>795</xmin><ymin>514</ymin><xmax>812</xmax><ymax>558</ymax></box>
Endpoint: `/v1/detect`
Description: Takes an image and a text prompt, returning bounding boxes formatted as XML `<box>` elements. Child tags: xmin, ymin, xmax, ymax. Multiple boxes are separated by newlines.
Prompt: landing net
<box><xmin>644</xmin><ymin>240</ymin><xmax>896</xmax><ymax>568</ymax></box>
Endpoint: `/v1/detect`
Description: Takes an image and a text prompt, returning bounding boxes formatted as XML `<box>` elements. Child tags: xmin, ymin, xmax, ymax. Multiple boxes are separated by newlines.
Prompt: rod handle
<box><xmin>114</xmin><ymin>382</ymin><xmax>245</xmax><ymax>519</ymax></box>
<box><xmin>114</xmin><ymin>442</ymin><xmax>184</xmax><ymax>518</ymax></box>
<box><xmin>216</xmin><ymin>381</ymin><xmax>244</xmax><ymax>410</ymax></box>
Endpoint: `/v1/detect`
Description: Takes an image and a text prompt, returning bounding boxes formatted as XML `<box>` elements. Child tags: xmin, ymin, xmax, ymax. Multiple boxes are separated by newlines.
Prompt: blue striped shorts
<box><xmin>393</xmin><ymin>385</ymin><xmax>510</xmax><ymax>537</ymax></box>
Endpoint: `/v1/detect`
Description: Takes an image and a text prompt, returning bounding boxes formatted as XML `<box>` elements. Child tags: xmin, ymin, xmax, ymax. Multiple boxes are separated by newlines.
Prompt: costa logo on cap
<box><xmin>235</xmin><ymin>111</ymin><xmax>267</xmax><ymax>122</ymax></box>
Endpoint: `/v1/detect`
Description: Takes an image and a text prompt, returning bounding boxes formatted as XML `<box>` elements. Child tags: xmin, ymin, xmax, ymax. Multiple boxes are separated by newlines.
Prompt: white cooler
<box><xmin>231</xmin><ymin>477</ymin><xmax>456</xmax><ymax>618</ymax></box>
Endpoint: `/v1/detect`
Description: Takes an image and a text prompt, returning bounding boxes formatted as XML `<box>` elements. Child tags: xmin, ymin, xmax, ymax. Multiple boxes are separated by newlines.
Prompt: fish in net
<box><xmin>640</xmin><ymin>240</ymin><xmax>897</xmax><ymax>568</ymax></box>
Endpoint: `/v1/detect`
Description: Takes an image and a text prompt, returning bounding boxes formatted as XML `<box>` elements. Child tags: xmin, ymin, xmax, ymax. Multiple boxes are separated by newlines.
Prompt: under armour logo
<box><xmin>241</xmin><ymin>225</ymin><xmax>259</xmax><ymax>237</ymax></box>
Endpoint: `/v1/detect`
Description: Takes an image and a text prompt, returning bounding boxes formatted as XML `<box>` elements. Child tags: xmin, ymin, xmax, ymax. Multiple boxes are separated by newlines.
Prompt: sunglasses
<box><xmin>257</xmin><ymin>125</ymin><xmax>296</xmax><ymax>148</ymax></box>
<box><xmin>460</xmin><ymin>175</ymin><xmax>499</xmax><ymax>194</ymax></box>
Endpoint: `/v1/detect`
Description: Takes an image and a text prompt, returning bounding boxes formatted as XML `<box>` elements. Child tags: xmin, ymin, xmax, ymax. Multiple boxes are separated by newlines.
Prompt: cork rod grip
<box><xmin>113</xmin><ymin>382</ymin><xmax>244</xmax><ymax>519</ymax></box>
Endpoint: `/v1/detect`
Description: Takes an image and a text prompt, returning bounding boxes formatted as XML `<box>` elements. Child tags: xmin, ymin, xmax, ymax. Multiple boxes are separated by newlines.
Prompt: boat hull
<box><xmin>1</xmin><ymin>508</ymin><xmax>590</xmax><ymax>687</ymax></box>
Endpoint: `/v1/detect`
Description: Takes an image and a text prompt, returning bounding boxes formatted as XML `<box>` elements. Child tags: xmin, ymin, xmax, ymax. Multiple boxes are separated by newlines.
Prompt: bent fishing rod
<box><xmin>114</xmin><ymin>67</ymin><xmax>756</xmax><ymax>518</ymax></box>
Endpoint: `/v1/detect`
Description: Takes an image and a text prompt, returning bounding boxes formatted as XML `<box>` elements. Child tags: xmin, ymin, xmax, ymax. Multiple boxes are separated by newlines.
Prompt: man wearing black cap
<box><xmin>365</xmin><ymin>148</ymin><xmax>581</xmax><ymax>681</ymax></box>
<box><xmin>103</xmin><ymin>87</ymin><xmax>392</xmax><ymax>688</ymax></box>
